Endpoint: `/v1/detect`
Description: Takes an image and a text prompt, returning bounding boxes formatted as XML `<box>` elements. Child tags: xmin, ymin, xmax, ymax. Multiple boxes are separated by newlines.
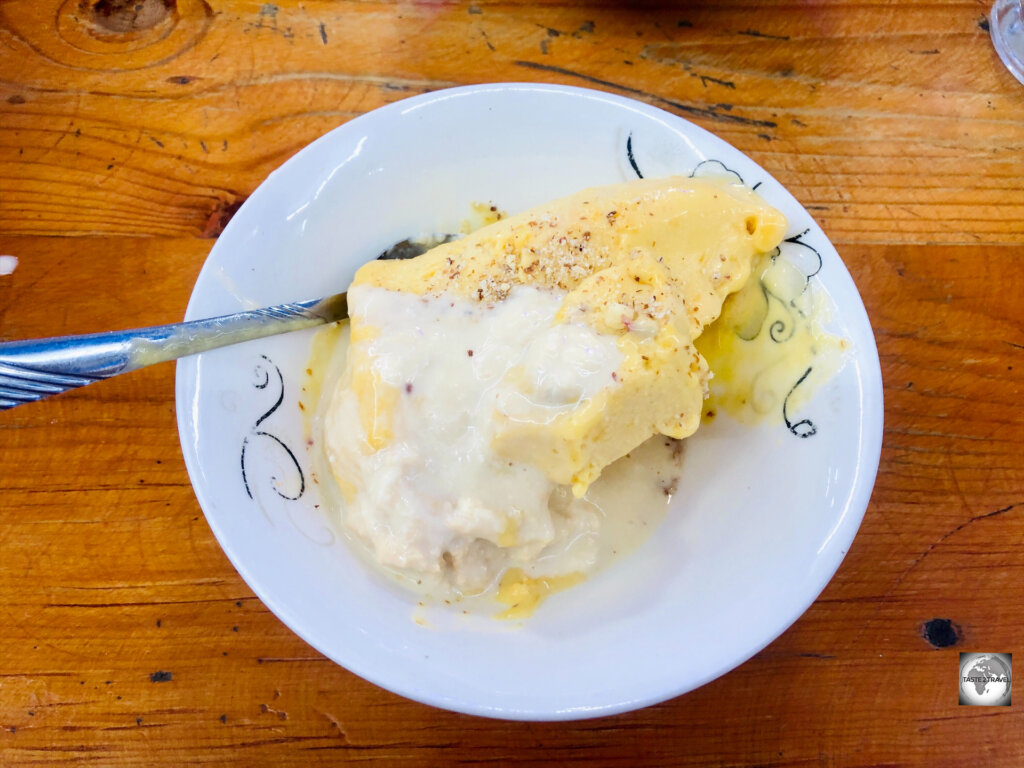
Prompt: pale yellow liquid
<box><xmin>696</xmin><ymin>251</ymin><xmax>846</xmax><ymax>426</ymax></box>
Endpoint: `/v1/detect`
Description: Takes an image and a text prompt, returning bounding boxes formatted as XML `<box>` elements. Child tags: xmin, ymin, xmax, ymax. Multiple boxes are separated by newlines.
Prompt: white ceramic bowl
<box><xmin>176</xmin><ymin>83</ymin><xmax>883</xmax><ymax>720</ymax></box>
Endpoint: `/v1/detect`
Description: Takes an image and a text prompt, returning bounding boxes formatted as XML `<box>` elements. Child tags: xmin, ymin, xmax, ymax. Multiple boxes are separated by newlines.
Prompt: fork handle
<box><xmin>0</xmin><ymin>293</ymin><xmax>348</xmax><ymax>410</ymax></box>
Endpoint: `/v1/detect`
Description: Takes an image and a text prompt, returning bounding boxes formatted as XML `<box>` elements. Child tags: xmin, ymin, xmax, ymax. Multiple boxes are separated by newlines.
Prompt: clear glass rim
<box><xmin>991</xmin><ymin>0</ymin><xmax>1024</xmax><ymax>85</ymax></box>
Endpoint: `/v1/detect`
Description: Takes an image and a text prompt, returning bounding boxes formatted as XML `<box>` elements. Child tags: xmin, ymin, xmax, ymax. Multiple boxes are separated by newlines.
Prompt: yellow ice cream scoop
<box><xmin>344</xmin><ymin>176</ymin><xmax>788</xmax><ymax>494</ymax></box>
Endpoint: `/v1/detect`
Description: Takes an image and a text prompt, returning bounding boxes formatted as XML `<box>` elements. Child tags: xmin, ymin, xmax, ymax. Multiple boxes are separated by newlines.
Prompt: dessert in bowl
<box><xmin>176</xmin><ymin>83</ymin><xmax>883</xmax><ymax>720</ymax></box>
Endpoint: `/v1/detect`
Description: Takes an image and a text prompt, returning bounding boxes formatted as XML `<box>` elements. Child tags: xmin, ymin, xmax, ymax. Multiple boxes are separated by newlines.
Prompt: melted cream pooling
<box><xmin>322</xmin><ymin>286</ymin><xmax>677</xmax><ymax>597</ymax></box>
<box><xmin>309</xmin><ymin>303</ymin><xmax>683</xmax><ymax>616</ymax></box>
<box><xmin>695</xmin><ymin>251</ymin><xmax>847</xmax><ymax>423</ymax></box>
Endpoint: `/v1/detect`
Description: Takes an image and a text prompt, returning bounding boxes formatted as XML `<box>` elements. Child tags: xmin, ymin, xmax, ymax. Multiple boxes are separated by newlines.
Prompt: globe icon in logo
<box><xmin>960</xmin><ymin>654</ymin><xmax>1011</xmax><ymax>706</ymax></box>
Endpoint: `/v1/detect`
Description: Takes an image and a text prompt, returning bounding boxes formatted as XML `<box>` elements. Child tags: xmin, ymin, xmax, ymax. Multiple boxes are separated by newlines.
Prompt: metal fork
<box><xmin>0</xmin><ymin>294</ymin><xmax>349</xmax><ymax>410</ymax></box>
<box><xmin>0</xmin><ymin>235</ymin><xmax>448</xmax><ymax>411</ymax></box>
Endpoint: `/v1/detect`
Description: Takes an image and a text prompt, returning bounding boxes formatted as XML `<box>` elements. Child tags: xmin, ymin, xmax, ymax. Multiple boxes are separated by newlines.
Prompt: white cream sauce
<box><xmin>310</xmin><ymin>287</ymin><xmax>684</xmax><ymax>609</ymax></box>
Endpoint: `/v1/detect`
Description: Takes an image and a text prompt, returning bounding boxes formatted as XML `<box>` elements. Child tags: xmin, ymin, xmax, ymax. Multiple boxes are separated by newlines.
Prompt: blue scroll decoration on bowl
<box><xmin>240</xmin><ymin>354</ymin><xmax>306</xmax><ymax>502</ymax></box>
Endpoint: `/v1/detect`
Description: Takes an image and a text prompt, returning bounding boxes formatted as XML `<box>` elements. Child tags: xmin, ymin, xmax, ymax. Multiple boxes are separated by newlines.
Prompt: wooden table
<box><xmin>1</xmin><ymin>1</ymin><xmax>1022</xmax><ymax>764</ymax></box>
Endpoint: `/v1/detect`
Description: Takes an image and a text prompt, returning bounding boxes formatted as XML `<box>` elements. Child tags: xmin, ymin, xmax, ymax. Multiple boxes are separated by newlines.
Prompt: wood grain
<box><xmin>2</xmin><ymin>0</ymin><xmax>1024</xmax><ymax>765</ymax></box>
<box><xmin>1</xmin><ymin>1</ymin><xmax>1022</xmax><ymax>244</ymax></box>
